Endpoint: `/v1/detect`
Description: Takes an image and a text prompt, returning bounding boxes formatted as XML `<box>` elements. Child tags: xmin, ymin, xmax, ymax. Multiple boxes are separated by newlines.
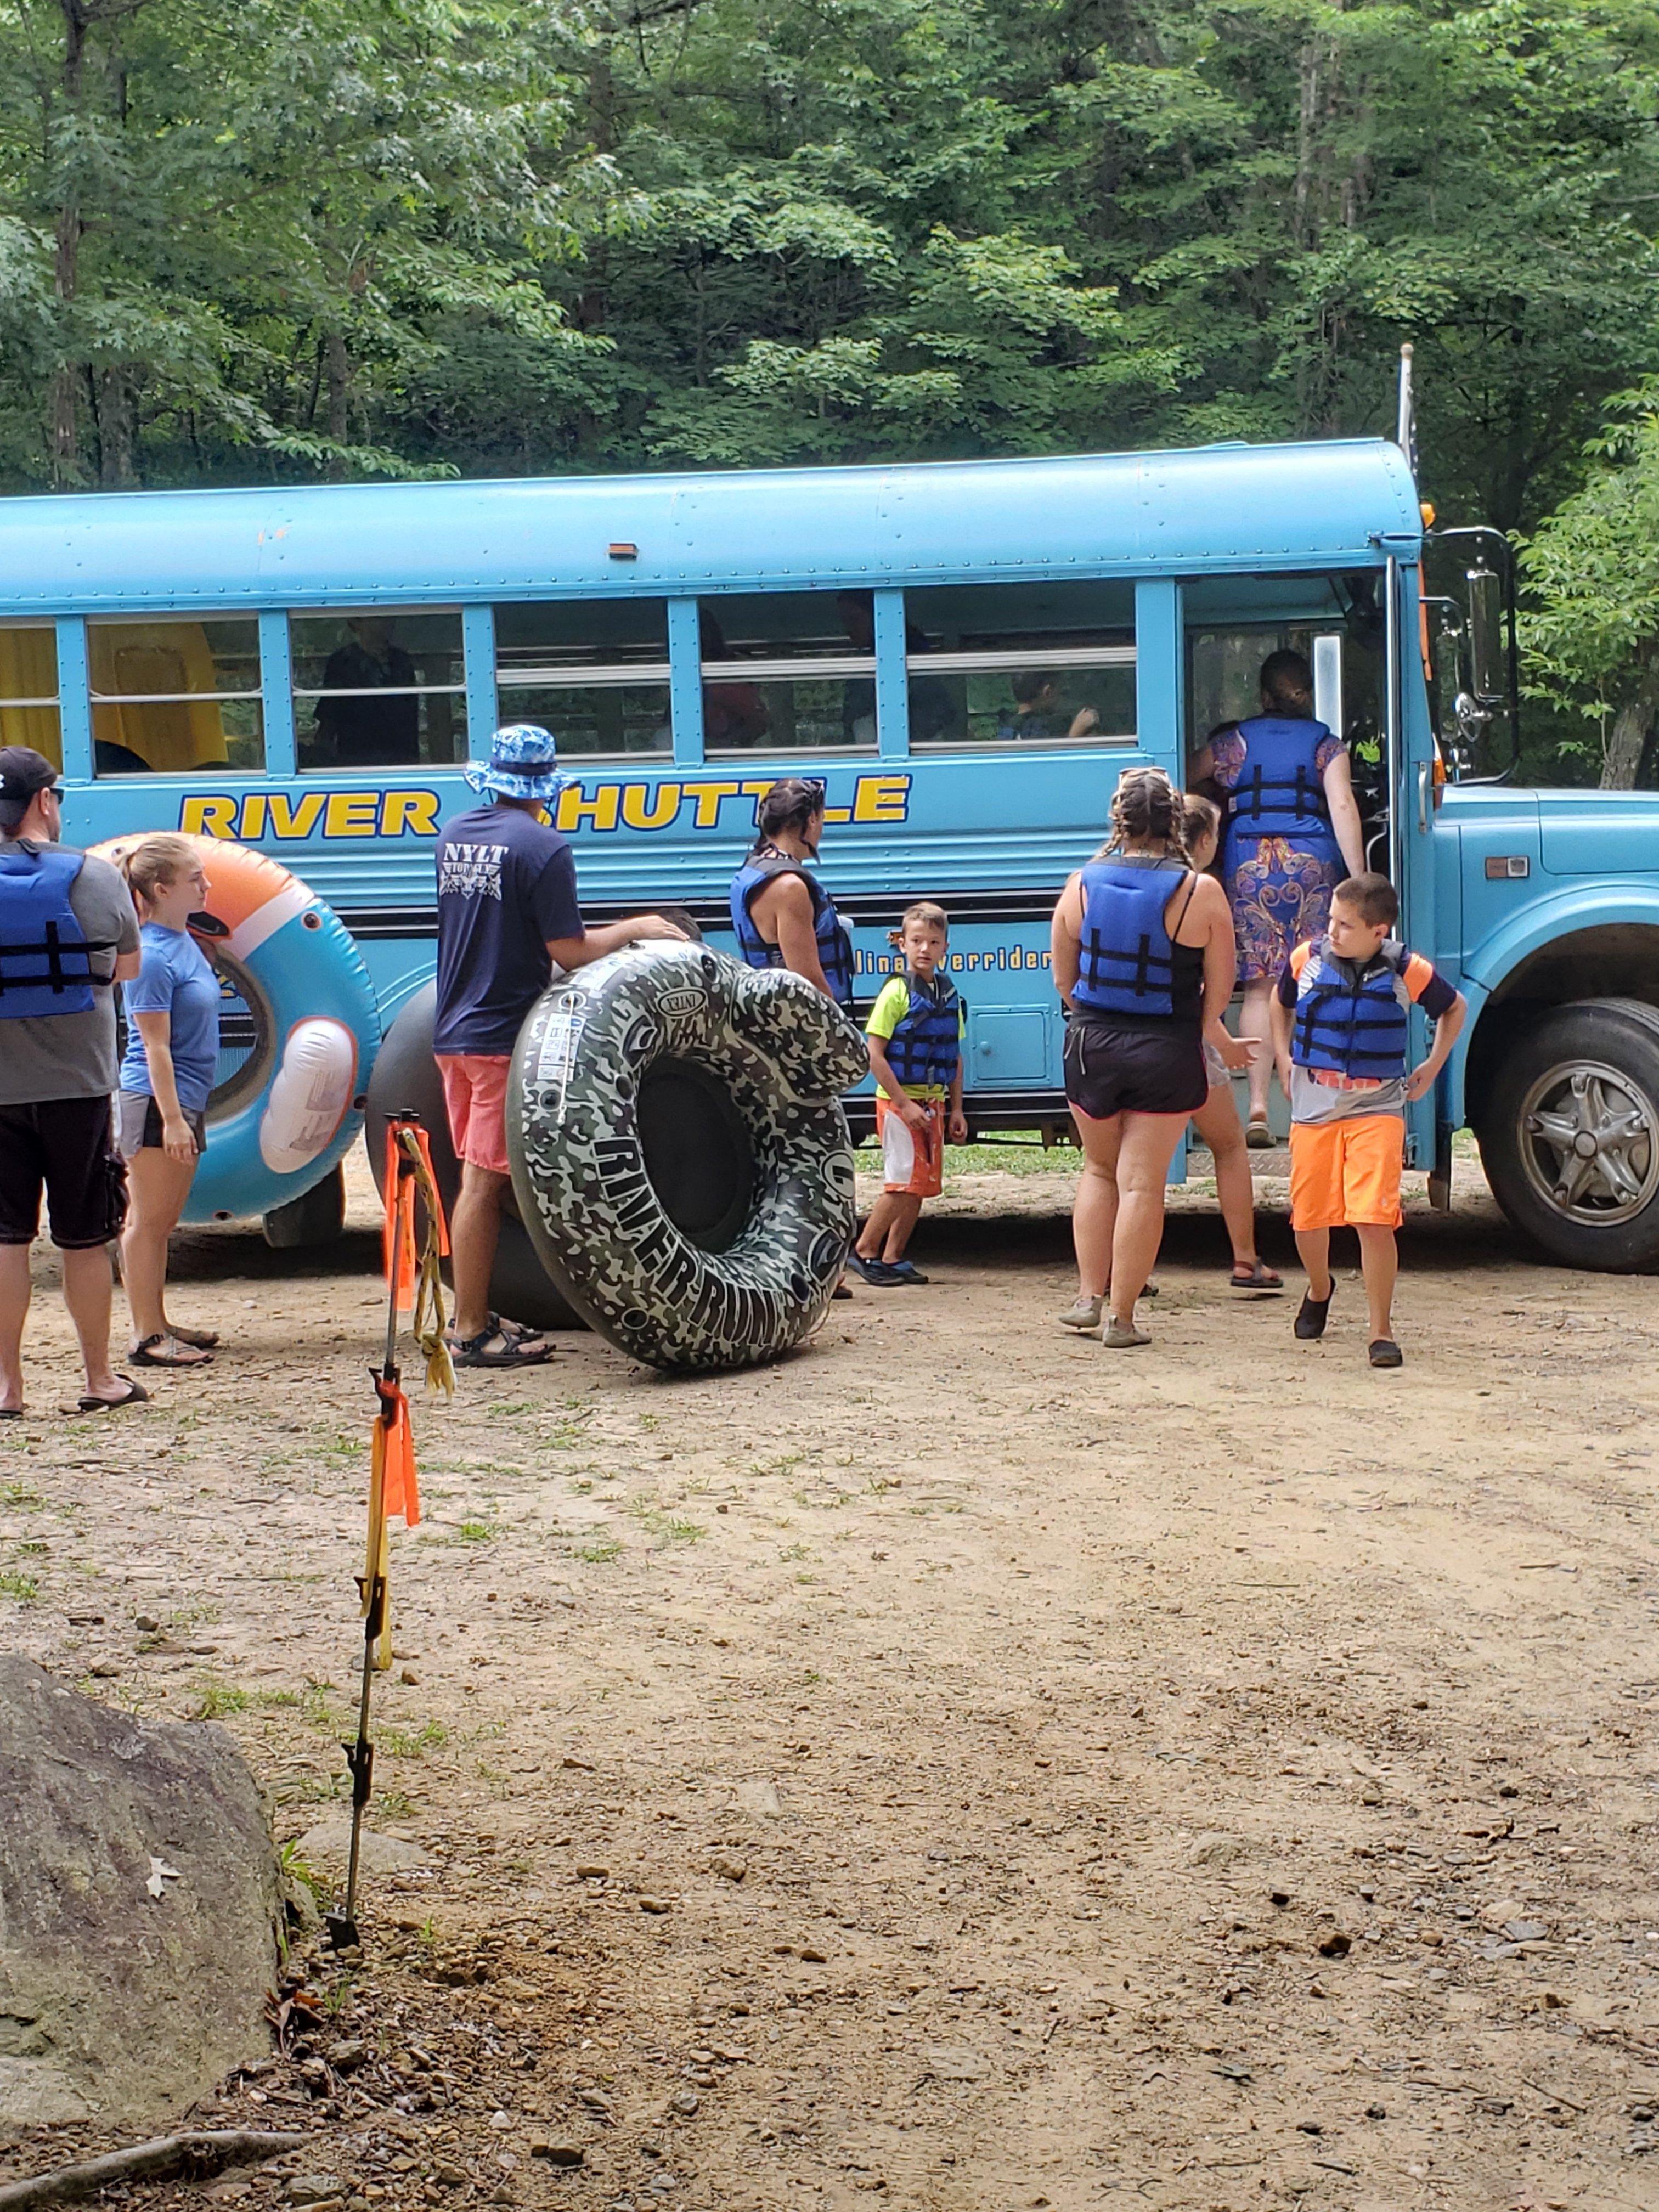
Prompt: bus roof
<box><xmin>0</xmin><ymin>437</ymin><xmax>1421</xmax><ymax>614</ymax></box>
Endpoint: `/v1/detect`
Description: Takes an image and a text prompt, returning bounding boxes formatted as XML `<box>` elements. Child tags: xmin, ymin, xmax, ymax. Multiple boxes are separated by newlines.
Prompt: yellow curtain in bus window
<box><xmin>91</xmin><ymin>623</ymin><xmax>230</xmax><ymax>773</ymax></box>
<box><xmin>0</xmin><ymin>628</ymin><xmax>63</xmax><ymax>766</ymax></box>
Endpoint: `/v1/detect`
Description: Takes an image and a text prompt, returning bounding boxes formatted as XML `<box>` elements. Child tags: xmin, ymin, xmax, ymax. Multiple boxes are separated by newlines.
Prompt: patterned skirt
<box><xmin>1225</xmin><ymin>836</ymin><xmax>1344</xmax><ymax>984</ymax></box>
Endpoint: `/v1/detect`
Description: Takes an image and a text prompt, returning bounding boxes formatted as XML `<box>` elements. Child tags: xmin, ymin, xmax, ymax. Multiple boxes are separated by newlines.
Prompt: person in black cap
<box><xmin>0</xmin><ymin>748</ymin><xmax>145</xmax><ymax>1415</ymax></box>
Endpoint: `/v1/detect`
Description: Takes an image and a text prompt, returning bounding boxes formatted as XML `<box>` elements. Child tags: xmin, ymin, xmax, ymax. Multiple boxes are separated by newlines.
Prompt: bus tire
<box><xmin>1477</xmin><ymin>997</ymin><xmax>1659</xmax><ymax>1271</ymax></box>
<box><xmin>363</xmin><ymin>983</ymin><xmax>584</xmax><ymax>1334</ymax></box>
<box><xmin>92</xmin><ymin>836</ymin><xmax>379</xmax><ymax>1227</ymax></box>
<box><xmin>508</xmin><ymin>944</ymin><xmax>868</xmax><ymax>1372</ymax></box>
<box><xmin>263</xmin><ymin>1163</ymin><xmax>346</xmax><ymax>1249</ymax></box>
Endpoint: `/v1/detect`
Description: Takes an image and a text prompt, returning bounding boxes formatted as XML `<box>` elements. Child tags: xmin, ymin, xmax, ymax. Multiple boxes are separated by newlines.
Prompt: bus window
<box><xmin>0</xmin><ymin>625</ymin><xmax>62</xmax><ymax>770</ymax></box>
<box><xmin>291</xmin><ymin>609</ymin><xmax>465</xmax><ymax>771</ymax></box>
<box><xmin>699</xmin><ymin>591</ymin><xmax>878</xmax><ymax>754</ymax></box>
<box><xmin>902</xmin><ymin>580</ymin><xmax>1136</xmax><ymax>748</ymax></box>
<box><xmin>494</xmin><ymin>600</ymin><xmax>672</xmax><ymax>758</ymax></box>
<box><xmin>89</xmin><ymin>617</ymin><xmax>261</xmax><ymax>776</ymax></box>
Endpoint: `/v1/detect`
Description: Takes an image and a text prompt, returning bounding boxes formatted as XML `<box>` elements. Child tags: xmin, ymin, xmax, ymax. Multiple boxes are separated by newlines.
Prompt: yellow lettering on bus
<box><xmin>853</xmin><ymin>774</ymin><xmax>910</xmax><ymax>824</ymax></box>
<box><xmin>621</xmin><ymin>782</ymin><xmax>682</xmax><ymax>832</ymax></box>
<box><xmin>381</xmin><ymin>788</ymin><xmax>441</xmax><ymax>838</ymax></box>
<box><xmin>266</xmin><ymin>791</ymin><xmax>327</xmax><ymax>840</ymax></box>
<box><xmin>679</xmin><ymin>780</ymin><xmax>741</xmax><ymax>828</ymax></box>
<box><xmin>557</xmin><ymin>784</ymin><xmax>622</xmax><ymax>834</ymax></box>
<box><xmin>239</xmin><ymin>794</ymin><xmax>268</xmax><ymax>838</ymax></box>
<box><xmin>179</xmin><ymin>796</ymin><xmax>238</xmax><ymax>838</ymax></box>
<box><xmin>325</xmin><ymin>791</ymin><xmax>380</xmax><ymax>838</ymax></box>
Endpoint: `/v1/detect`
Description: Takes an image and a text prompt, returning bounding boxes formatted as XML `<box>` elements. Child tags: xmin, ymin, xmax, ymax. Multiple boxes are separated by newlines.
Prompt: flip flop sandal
<box><xmin>129</xmin><ymin>1334</ymin><xmax>215</xmax><ymax>1369</ymax></box>
<box><xmin>1229</xmin><ymin>1262</ymin><xmax>1283</xmax><ymax>1290</ymax></box>
<box><xmin>76</xmin><ymin>1376</ymin><xmax>150</xmax><ymax>1413</ymax></box>
<box><xmin>0</xmin><ymin>1408</ymin><xmax>21</xmax><ymax>1421</ymax></box>
<box><xmin>166</xmin><ymin>1324</ymin><xmax>220</xmax><ymax>1350</ymax></box>
<box><xmin>452</xmin><ymin>1326</ymin><xmax>552</xmax><ymax>1369</ymax></box>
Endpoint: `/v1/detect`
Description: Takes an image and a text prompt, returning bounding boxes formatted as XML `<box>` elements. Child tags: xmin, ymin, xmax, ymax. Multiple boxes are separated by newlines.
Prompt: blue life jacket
<box><xmin>882</xmin><ymin>973</ymin><xmax>962</xmax><ymax>1090</ymax></box>
<box><xmin>0</xmin><ymin>845</ymin><xmax>114</xmax><ymax>1019</ymax></box>
<box><xmin>1073</xmin><ymin>858</ymin><xmax>1191</xmax><ymax>1019</ymax></box>
<box><xmin>1290</xmin><ymin>936</ymin><xmax>1410</xmax><ymax>1081</ymax></box>
<box><xmin>1224</xmin><ymin>715</ymin><xmax>1336</xmax><ymax>849</ymax></box>
<box><xmin>729</xmin><ymin>853</ymin><xmax>855</xmax><ymax>1011</ymax></box>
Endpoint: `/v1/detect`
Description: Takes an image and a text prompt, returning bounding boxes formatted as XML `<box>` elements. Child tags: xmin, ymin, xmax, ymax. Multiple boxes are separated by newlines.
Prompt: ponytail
<box><xmin>115</xmin><ymin>833</ymin><xmax>199</xmax><ymax>916</ymax></box>
<box><xmin>1095</xmin><ymin>766</ymin><xmax>1189</xmax><ymax>865</ymax></box>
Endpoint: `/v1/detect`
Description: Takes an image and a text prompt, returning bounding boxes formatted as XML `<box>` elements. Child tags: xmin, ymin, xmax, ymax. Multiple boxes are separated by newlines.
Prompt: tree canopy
<box><xmin>4</xmin><ymin>0</ymin><xmax>1659</xmax><ymax>774</ymax></box>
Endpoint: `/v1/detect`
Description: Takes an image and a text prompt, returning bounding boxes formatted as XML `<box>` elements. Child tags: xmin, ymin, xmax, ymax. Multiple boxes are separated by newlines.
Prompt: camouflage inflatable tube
<box><xmin>507</xmin><ymin>944</ymin><xmax>869</xmax><ymax>1372</ymax></box>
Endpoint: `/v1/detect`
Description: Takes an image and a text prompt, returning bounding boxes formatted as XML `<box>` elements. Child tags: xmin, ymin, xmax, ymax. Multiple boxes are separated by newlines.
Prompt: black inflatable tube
<box><xmin>363</xmin><ymin>981</ymin><xmax>584</xmax><ymax>1334</ymax></box>
<box><xmin>508</xmin><ymin>944</ymin><xmax>868</xmax><ymax>1372</ymax></box>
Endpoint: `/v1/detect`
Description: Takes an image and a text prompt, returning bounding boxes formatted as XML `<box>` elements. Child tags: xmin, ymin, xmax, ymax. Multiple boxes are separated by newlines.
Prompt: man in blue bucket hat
<box><xmin>435</xmin><ymin>725</ymin><xmax>686</xmax><ymax>1369</ymax></box>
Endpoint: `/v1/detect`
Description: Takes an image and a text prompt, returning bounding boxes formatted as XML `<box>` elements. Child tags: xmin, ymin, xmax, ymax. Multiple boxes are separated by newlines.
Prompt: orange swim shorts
<box><xmin>876</xmin><ymin>1096</ymin><xmax>945</xmax><ymax>1199</ymax></box>
<box><xmin>437</xmin><ymin>1053</ymin><xmax>512</xmax><ymax>1177</ymax></box>
<box><xmin>1288</xmin><ymin>1113</ymin><xmax>1405</xmax><ymax>1232</ymax></box>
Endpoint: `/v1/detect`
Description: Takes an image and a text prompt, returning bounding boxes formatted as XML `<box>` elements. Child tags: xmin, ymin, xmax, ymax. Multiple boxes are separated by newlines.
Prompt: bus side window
<box><xmin>494</xmin><ymin>600</ymin><xmax>672</xmax><ymax>758</ymax></box>
<box><xmin>88</xmin><ymin>617</ymin><xmax>261</xmax><ymax>776</ymax></box>
<box><xmin>698</xmin><ymin>590</ymin><xmax>878</xmax><ymax>754</ymax></box>
<box><xmin>291</xmin><ymin>609</ymin><xmax>465</xmax><ymax>772</ymax></box>
<box><xmin>902</xmin><ymin>581</ymin><xmax>1136</xmax><ymax>748</ymax></box>
<box><xmin>0</xmin><ymin>624</ymin><xmax>63</xmax><ymax>770</ymax></box>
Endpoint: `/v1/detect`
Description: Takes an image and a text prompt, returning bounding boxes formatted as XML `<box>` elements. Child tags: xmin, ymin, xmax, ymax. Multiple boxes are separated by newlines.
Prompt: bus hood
<box><xmin>1539</xmin><ymin>789</ymin><xmax>1659</xmax><ymax>878</ymax></box>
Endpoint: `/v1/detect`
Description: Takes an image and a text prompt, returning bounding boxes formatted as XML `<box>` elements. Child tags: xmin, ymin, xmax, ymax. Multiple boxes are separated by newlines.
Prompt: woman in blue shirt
<box><xmin>115</xmin><ymin>836</ymin><xmax>221</xmax><ymax>1368</ymax></box>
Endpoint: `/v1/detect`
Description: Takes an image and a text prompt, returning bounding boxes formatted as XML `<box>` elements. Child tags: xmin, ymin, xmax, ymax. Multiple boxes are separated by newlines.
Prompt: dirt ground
<box><xmin>4</xmin><ymin>1146</ymin><xmax>1659</xmax><ymax>2212</ymax></box>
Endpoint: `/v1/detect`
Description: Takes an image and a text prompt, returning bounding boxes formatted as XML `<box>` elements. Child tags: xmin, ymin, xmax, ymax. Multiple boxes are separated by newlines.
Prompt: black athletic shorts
<box><xmin>1064</xmin><ymin>1015</ymin><xmax>1207</xmax><ymax>1121</ymax></box>
<box><xmin>0</xmin><ymin>1096</ymin><xmax>128</xmax><ymax>1249</ymax></box>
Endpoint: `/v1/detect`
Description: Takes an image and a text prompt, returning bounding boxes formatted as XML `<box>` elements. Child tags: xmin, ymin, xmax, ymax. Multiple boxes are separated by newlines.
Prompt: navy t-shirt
<box><xmin>433</xmin><ymin>803</ymin><xmax>584</xmax><ymax>1055</ymax></box>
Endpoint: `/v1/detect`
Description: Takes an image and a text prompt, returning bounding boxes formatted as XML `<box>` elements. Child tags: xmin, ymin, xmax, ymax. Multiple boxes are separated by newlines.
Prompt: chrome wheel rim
<box><xmin>1518</xmin><ymin>1057</ymin><xmax>1659</xmax><ymax>1227</ymax></box>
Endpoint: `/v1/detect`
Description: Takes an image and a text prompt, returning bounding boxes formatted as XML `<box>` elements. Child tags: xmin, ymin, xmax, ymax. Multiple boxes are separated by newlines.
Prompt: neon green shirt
<box><xmin>865</xmin><ymin>972</ymin><xmax>965</xmax><ymax>1101</ymax></box>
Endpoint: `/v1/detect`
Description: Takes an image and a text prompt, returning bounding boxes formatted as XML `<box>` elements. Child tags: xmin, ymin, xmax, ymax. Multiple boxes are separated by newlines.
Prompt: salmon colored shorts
<box><xmin>1288</xmin><ymin>1113</ymin><xmax>1405</xmax><ymax>1231</ymax></box>
<box><xmin>876</xmin><ymin>1096</ymin><xmax>945</xmax><ymax>1198</ymax></box>
<box><xmin>437</xmin><ymin>1053</ymin><xmax>512</xmax><ymax>1176</ymax></box>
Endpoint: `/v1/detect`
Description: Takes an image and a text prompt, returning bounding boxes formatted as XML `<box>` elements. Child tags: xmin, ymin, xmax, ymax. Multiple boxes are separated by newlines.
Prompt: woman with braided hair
<box><xmin>1051</xmin><ymin>767</ymin><xmax>1252</xmax><ymax>1348</ymax></box>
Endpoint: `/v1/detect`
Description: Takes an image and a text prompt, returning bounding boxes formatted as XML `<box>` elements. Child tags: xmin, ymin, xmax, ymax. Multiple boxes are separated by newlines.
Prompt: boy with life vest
<box><xmin>1269</xmin><ymin>872</ymin><xmax>1466</xmax><ymax>1368</ymax></box>
<box><xmin>847</xmin><ymin>902</ymin><xmax>966</xmax><ymax>1286</ymax></box>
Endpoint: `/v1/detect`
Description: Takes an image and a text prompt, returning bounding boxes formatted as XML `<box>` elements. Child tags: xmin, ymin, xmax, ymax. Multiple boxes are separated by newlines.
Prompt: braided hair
<box><xmin>1095</xmin><ymin>766</ymin><xmax>1189</xmax><ymax>864</ymax></box>
<box><xmin>749</xmin><ymin>777</ymin><xmax>826</xmax><ymax>856</ymax></box>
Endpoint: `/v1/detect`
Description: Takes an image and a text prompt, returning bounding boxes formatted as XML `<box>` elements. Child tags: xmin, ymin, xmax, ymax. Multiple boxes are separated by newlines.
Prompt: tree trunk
<box><xmin>325</xmin><ymin>330</ymin><xmax>349</xmax><ymax>479</ymax></box>
<box><xmin>1601</xmin><ymin>661</ymin><xmax>1659</xmax><ymax>788</ymax></box>
<box><xmin>94</xmin><ymin>366</ymin><xmax>135</xmax><ymax>486</ymax></box>
<box><xmin>48</xmin><ymin>0</ymin><xmax>94</xmax><ymax>484</ymax></box>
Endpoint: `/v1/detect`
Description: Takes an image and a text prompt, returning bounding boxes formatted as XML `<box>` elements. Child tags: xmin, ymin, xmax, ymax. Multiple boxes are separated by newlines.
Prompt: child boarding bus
<box><xmin>2</xmin><ymin>439</ymin><xmax>1656</xmax><ymax>1272</ymax></box>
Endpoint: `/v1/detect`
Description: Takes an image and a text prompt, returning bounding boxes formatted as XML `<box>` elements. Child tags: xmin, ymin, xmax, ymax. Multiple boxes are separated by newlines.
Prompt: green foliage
<box><xmin>1518</xmin><ymin>382</ymin><xmax>1659</xmax><ymax>781</ymax></box>
<box><xmin>3</xmin><ymin>0</ymin><xmax>1659</xmax><ymax>764</ymax></box>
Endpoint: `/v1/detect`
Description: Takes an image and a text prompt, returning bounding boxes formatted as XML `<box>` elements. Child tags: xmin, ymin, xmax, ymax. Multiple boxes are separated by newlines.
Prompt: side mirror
<box><xmin>1466</xmin><ymin>564</ymin><xmax>1504</xmax><ymax>704</ymax></box>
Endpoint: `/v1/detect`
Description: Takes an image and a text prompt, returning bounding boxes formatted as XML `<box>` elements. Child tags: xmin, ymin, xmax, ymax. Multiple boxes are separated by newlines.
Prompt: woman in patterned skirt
<box><xmin>1189</xmin><ymin>650</ymin><xmax>1367</xmax><ymax>1145</ymax></box>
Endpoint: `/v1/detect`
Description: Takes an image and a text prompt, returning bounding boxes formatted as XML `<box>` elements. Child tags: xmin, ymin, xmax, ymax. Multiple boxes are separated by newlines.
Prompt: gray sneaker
<box><xmin>1058</xmin><ymin>1294</ymin><xmax>1103</xmax><ymax>1331</ymax></box>
<box><xmin>1102</xmin><ymin>1317</ymin><xmax>1153</xmax><ymax>1348</ymax></box>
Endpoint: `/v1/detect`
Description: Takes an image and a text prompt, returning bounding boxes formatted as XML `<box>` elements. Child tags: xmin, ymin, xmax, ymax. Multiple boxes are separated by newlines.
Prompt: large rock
<box><xmin>0</xmin><ymin>1657</ymin><xmax>282</xmax><ymax>2130</ymax></box>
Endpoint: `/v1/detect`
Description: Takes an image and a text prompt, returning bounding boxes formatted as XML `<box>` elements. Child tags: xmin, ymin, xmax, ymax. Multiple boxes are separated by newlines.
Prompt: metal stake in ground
<box><xmin>325</xmin><ymin>1114</ymin><xmax>444</xmax><ymax>1950</ymax></box>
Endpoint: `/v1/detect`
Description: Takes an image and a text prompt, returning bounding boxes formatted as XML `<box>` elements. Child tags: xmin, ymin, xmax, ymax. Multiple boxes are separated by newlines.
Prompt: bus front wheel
<box><xmin>1479</xmin><ymin>998</ymin><xmax>1659</xmax><ymax>1271</ymax></box>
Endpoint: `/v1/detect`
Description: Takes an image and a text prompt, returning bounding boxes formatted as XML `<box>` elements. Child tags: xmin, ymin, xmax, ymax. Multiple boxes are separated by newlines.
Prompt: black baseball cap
<box><xmin>0</xmin><ymin>747</ymin><xmax>62</xmax><ymax>812</ymax></box>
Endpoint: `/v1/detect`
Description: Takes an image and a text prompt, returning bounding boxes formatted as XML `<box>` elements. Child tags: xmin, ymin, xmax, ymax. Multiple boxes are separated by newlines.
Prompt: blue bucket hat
<box><xmin>465</xmin><ymin>724</ymin><xmax>574</xmax><ymax>802</ymax></box>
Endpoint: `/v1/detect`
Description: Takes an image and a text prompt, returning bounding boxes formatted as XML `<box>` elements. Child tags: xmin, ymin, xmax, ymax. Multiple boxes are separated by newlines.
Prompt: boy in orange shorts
<box><xmin>1270</xmin><ymin>873</ymin><xmax>1465</xmax><ymax>1368</ymax></box>
<box><xmin>847</xmin><ymin>902</ymin><xmax>967</xmax><ymax>1286</ymax></box>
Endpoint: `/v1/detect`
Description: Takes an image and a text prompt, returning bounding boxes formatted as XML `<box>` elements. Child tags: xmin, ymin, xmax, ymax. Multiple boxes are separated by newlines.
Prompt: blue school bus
<box><xmin>4</xmin><ymin>438</ymin><xmax>1658</xmax><ymax>1269</ymax></box>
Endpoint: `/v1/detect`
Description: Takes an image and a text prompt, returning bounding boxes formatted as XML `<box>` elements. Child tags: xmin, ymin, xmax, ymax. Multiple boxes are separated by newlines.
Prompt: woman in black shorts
<box><xmin>1051</xmin><ymin>767</ymin><xmax>1246</xmax><ymax>1347</ymax></box>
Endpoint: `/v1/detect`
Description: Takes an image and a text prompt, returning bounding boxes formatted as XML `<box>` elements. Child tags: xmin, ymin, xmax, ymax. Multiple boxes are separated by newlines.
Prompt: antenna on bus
<box><xmin>1395</xmin><ymin>342</ymin><xmax>1417</xmax><ymax>479</ymax></box>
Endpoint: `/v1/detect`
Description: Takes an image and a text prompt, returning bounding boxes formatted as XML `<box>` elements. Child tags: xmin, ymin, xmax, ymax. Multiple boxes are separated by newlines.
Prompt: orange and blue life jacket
<box><xmin>729</xmin><ymin>853</ymin><xmax>855</xmax><ymax>1011</ymax></box>
<box><xmin>0</xmin><ymin>846</ymin><xmax>114</xmax><ymax>1019</ymax></box>
<box><xmin>1072</xmin><ymin>857</ymin><xmax>1189</xmax><ymax>1019</ymax></box>
<box><xmin>883</xmin><ymin>973</ymin><xmax>962</xmax><ymax>1089</ymax></box>
<box><xmin>1290</xmin><ymin>936</ymin><xmax>1410</xmax><ymax>1080</ymax></box>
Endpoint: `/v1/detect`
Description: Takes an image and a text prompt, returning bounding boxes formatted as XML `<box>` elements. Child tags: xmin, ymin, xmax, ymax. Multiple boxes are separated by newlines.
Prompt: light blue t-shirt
<box><xmin>118</xmin><ymin>923</ymin><xmax>222</xmax><ymax>1114</ymax></box>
